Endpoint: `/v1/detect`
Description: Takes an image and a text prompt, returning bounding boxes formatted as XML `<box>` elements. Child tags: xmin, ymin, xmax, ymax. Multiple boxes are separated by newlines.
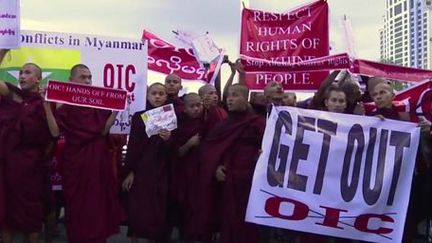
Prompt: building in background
<box><xmin>380</xmin><ymin>0</ymin><xmax>432</xmax><ymax>69</ymax></box>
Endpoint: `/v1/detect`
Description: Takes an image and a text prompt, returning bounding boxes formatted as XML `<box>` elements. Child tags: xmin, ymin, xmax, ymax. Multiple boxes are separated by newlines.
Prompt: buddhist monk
<box><xmin>370</xmin><ymin>82</ymin><xmax>410</xmax><ymax>121</ymax></box>
<box><xmin>122</xmin><ymin>83</ymin><xmax>172</xmax><ymax>242</ymax></box>
<box><xmin>171</xmin><ymin>93</ymin><xmax>206</xmax><ymax>240</ymax></box>
<box><xmin>165</xmin><ymin>73</ymin><xmax>184</xmax><ymax>114</ymax></box>
<box><xmin>200</xmin><ymin>84</ymin><xmax>265</xmax><ymax>243</ymax></box>
<box><xmin>54</xmin><ymin>64</ymin><xmax>123</xmax><ymax>243</ymax></box>
<box><xmin>0</xmin><ymin>49</ymin><xmax>58</xmax><ymax>243</ymax></box>
<box><xmin>198</xmin><ymin>84</ymin><xmax>228</xmax><ymax>133</ymax></box>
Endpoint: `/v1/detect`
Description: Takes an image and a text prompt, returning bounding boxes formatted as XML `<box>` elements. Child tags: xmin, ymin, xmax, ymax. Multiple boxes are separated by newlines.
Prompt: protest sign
<box><xmin>0</xmin><ymin>0</ymin><xmax>20</xmax><ymax>48</ymax></box>
<box><xmin>140</xmin><ymin>104</ymin><xmax>178</xmax><ymax>137</ymax></box>
<box><xmin>191</xmin><ymin>34</ymin><xmax>221</xmax><ymax>64</ymax></box>
<box><xmin>0</xmin><ymin>30</ymin><xmax>147</xmax><ymax>134</ymax></box>
<box><xmin>143</xmin><ymin>30</ymin><xmax>223</xmax><ymax>84</ymax></box>
<box><xmin>246</xmin><ymin>106</ymin><xmax>420</xmax><ymax>243</ymax></box>
<box><xmin>46</xmin><ymin>80</ymin><xmax>127</xmax><ymax>111</ymax></box>
<box><xmin>240</xmin><ymin>0</ymin><xmax>329</xmax><ymax>90</ymax></box>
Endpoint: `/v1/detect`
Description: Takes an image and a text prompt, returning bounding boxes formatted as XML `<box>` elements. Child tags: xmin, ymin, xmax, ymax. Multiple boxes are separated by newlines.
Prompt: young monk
<box><xmin>198</xmin><ymin>84</ymin><xmax>228</xmax><ymax>133</ymax></box>
<box><xmin>53</xmin><ymin>64</ymin><xmax>123</xmax><ymax>243</ymax></box>
<box><xmin>200</xmin><ymin>84</ymin><xmax>265</xmax><ymax>243</ymax></box>
<box><xmin>170</xmin><ymin>93</ymin><xmax>206</xmax><ymax>240</ymax></box>
<box><xmin>122</xmin><ymin>83</ymin><xmax>172</xmax><ymax>242</ymax></box>
<box><xmin>263</xmin><ymin>81</ymin><xmax>284</xmax><ymax>106</ymax></box>
<box><xmin>0</xmin><ymin>49</ymin><xmax>58</xmax><ymax>243</ymax></box>
<box><xmin>165</xmin><ymin>73</ymin><xmax>184</xmax><ymax>114</ymax></box>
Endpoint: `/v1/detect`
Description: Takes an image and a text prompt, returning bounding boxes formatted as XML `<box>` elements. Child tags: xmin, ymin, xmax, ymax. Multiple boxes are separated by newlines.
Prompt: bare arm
<box><xmin>102</xmin><ymin>111</ymin><xmax>119</xmax><ymax>135</ymax></box>
<box><xmin>178</xmin><ymin>133</ymin><xmax>200</xmax><ymax>157</ymax></box>
<box><xmin>222</xmin><ymin>59</ymin><xmax>245</xmax><ymax>102</ymax></box>
<box><xmin>43</xmin><ymin>101</ymin><xmax>60</xmax><ymax>137</ymax></box>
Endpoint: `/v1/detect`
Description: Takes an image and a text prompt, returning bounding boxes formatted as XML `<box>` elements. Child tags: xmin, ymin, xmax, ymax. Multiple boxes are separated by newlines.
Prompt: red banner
<box><xmin>240</xmin><ymin>0</ymin><xmax>329</xmax><ymax>90</ymax></box>
<box><xmin>45</xmin><ymin>80</ymin><xmax>127</xmax><ymax>110</ymax></box>
<box><xmin>350</xmin><ymin>59</ymin><xmax>432</xmax><ymax>82</ymax></box>
<box><xmin>364</xmin><ymin>80</ymin><xmax>432</xmax><ymax>122</ymax></box>
<box><xmin>142</xmin><ymin>30</ymin><xmax>222</xmax><ymax>83</ymax></box>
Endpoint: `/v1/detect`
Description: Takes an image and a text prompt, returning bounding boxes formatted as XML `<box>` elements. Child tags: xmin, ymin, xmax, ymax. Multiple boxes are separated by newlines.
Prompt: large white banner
<box><xmin>0</xmin><ymin>0</ymin><xmax>20</xmax><ymax>48</ymax></box>
<box><xmin>0</xmin><ymin>30</ymin><xmax>147</xmax><ymax>134</ymax></box>
<box><xmin>246</xmin><ymin>106</ymin><xmax>420</xmax><ymax>243</ymax></box>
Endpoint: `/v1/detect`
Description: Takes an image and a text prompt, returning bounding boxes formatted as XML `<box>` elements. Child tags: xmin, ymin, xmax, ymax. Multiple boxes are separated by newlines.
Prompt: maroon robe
<box><xmin>199</xmin><ymin>111</ymin><xmax>265</xmax><ymax>243</ymax></box>
<box><xmin>0</xmin><ymin>83</ymin><xmax>53</xmax><ymax>233</ymax></box>
<box><xmin>171</xmin><ymin>114</ymin><xmax>204</xmax><ymax>239</ymax></box>
<box><xmin>55</xmin><ymin>105</ymin><xmax>122</xmax><ymax>243</ymax></box>
<box><xmin>0</xmin><ymin>98</ymin><xmax>5</xmax><ymax>227</ymax></box>
<box><xmin>371</xmin><ymin>106</ymin><xmax>403</xmax><ymax>120</ymax></box>
<box><xmin>168</xmin><ymin>95</ymin><xmax>185</xmax><ymax>116</ymax></box>
<box><xmin>170</xmin><ymin>107</ymin><xmax>227</xmax><ymax>240</ymax></box>
<box><xmin>124</xmin><ymin>107</ymin><xmax>173</xmax><ymax>240</ymax></box>
<box><xmin>203</xmin><ymin>105</ymin><xmax>228</xmax><ymax>134</ymax></box>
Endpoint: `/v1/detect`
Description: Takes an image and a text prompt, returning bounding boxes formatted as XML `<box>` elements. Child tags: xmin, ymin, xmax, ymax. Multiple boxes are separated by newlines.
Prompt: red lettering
<box><xmin>103</xmin><ymin>63</ymin><xmax>136</xmax><ymax>92</ymax></box>
<box><xmin>316</xmin><ymin>206</ymin><xmax>347</xmax><ymax>229</ymax></box>
<box><xmin>354</xmin><ymin>214</ymin><xmax>394</xmax><ymax>234</ymax></box>
<box><xmin>264</xmin><ymin>197</ymin><xmax>309</xmax><ymax>220</ymax></box>
<box><xmin>103</xmin><ymin>63</ymin><xmax>115</xmax><ymax>88</ymax></box>
<box><xmin>125</xmin><ymin>65</ymin><xmax>136</xmax><ymax>92</ymax></box>
<box><xmin>263</xmin><ymin>196</ymin><xmax>395</xmax><ymax>236</ymax></box>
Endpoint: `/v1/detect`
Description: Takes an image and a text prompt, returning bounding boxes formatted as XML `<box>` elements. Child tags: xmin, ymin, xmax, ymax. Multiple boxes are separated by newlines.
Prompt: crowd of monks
<box><xmin>0</xmin><ymin>48</ymin><xmax>431</xmax><ymax>243</ymax></box>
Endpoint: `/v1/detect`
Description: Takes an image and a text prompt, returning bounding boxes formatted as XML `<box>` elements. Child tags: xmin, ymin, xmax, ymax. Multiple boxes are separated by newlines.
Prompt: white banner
<box><xmin>246</xmin><ymin>106</ymin><xmax>420</xmax><ymax>243</ymax></box>
<box><xmin>0</xmin><ymin>30</ymin><xmax>147</xmax><ymax>134</ymax></box>
<box><xmin>0</xmin><ymin>0</ymin><xmax>20</xmax><ymax>48</ymax></box>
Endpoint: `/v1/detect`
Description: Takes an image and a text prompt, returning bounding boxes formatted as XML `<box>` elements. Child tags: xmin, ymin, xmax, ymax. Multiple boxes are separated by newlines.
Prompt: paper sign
<box><xmin>141</xmin><ymin>104</ymin><xmax>178</xmax><ymax>137</ymax></box>
<box><xmin>0</xmin><ymin>0</ymin><xmax>20</xmax><ymax>48</ymax></box>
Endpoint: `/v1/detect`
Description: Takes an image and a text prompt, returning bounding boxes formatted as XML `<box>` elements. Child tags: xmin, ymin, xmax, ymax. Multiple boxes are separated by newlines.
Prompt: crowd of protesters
<box><xmin>0</xmin><ymin>48</ymin><xmax>431</xmax><ymax>243</ymax></box>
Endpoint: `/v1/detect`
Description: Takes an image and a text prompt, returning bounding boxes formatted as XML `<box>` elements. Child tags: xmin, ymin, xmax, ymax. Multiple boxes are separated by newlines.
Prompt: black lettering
<box><xmin>267</xmin><ymin>111</ymin><xmax>292</xmax><ymax>187</ymax></box>
<box><xmin>287</xmin><ymin>116</ymin><xmax>315</xmax><ymax>192</ymax></box>
<box><xmin>341</xmin><ymin>124</ymin><xmax>365</xmax><ymax>202</ymax></box>
<box><xmin>363</xmin><ymin>128</ymin><xmax>387</xmax><ymax>205</ymax></box>
<box><xmin>313</xmin><ymin>119</ymin><xmax>337</xmax><ymax>195</ymax></box>
<box><xmin>387</xmin><ymin>131</ymin><xmax>411</xmax><ymax>206</ymax></box>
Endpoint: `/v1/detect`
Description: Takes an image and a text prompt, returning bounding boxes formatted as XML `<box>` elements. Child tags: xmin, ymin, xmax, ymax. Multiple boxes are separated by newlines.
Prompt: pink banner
<box><xmin>350</xmin><ymin>59</ymin><xmax>432</xmax><ymax>82</ymax></box>
<box><xmin>142</xmin><ymin>30</ymin><xmax>222</xmax><ymax>82</ymax></box>
<box><xmin>240</xmin><ymin>0</ymin><xmax>329</xmax><ymax>90</ymax></box>
<box><xmin>45</xmin><ymin>80</ymin><xmax>127</xmax><ymax>111</ymax></box>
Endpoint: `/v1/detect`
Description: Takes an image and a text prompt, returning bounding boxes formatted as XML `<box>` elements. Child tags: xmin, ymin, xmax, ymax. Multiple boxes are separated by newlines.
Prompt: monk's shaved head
<box><xmin>229</xmin><ymin>84</ymin><xmax>249</xmax><ymax>100</ymax></box>
<box><xmin>198</xmin><ymin>84</ymin><xmax>214</xmax><ymax>97</ymax></box>
<box><xmin>23</xmin><ymin>63</ymin><xmax>42</xmax><ymax>80</ymax></box>
<box><xmin>367</xmin><ymin>77</ymin><xmax>388</xmax><ymax>93</ymax></box>
<box><xmin>374</xmin><ymin>82</ymin><xmax>394</xmax><ymax>93</ymax></box>
<box><xmin>183</xmin><ymin>92</ymin><xmax>203</xmax><ymax>118</ymax></box>
<box><xmin>183</xmin><ymin>92</ymin><xmax>202</xmax><ymax>105</ymax></box>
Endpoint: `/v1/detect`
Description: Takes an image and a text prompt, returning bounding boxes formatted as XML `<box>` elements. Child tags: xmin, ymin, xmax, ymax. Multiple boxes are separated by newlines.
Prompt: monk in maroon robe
<box><xmin>0</xmin><ymin>60</ymin><xmax>57</xmax><ymax>243</ymax></box>
<box><xmin>370</xmin><ymin>82</ymin><xmax>410</xmax><ymax>121</ymax></box>
<box><xmin>200</xmin><ymin>84</ymin><xmax>265</xmax><ymax>243</ymax></box>
<box><xmin>198</xmin><ymin>84</ymin><xmax>228</xmax><ymax>134</ymax></box>
<box><xmin>122</xmin><ymin>83</ymin><xmax>173</xmax><ymax>241</ymax></box>
<box><xmin>172</xmin><ymin>92</ymin><xmax>227</xmax><ymax>240</ymax></box>
<box><xmin>165</xmin><ymin>73</ymin><xmax>185</xmax><ymax>115</ymax></box>
<box><xmin>54</xmin><ymin>64</ymin><xmax>122</xmax><ymax>243</ymax></box>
